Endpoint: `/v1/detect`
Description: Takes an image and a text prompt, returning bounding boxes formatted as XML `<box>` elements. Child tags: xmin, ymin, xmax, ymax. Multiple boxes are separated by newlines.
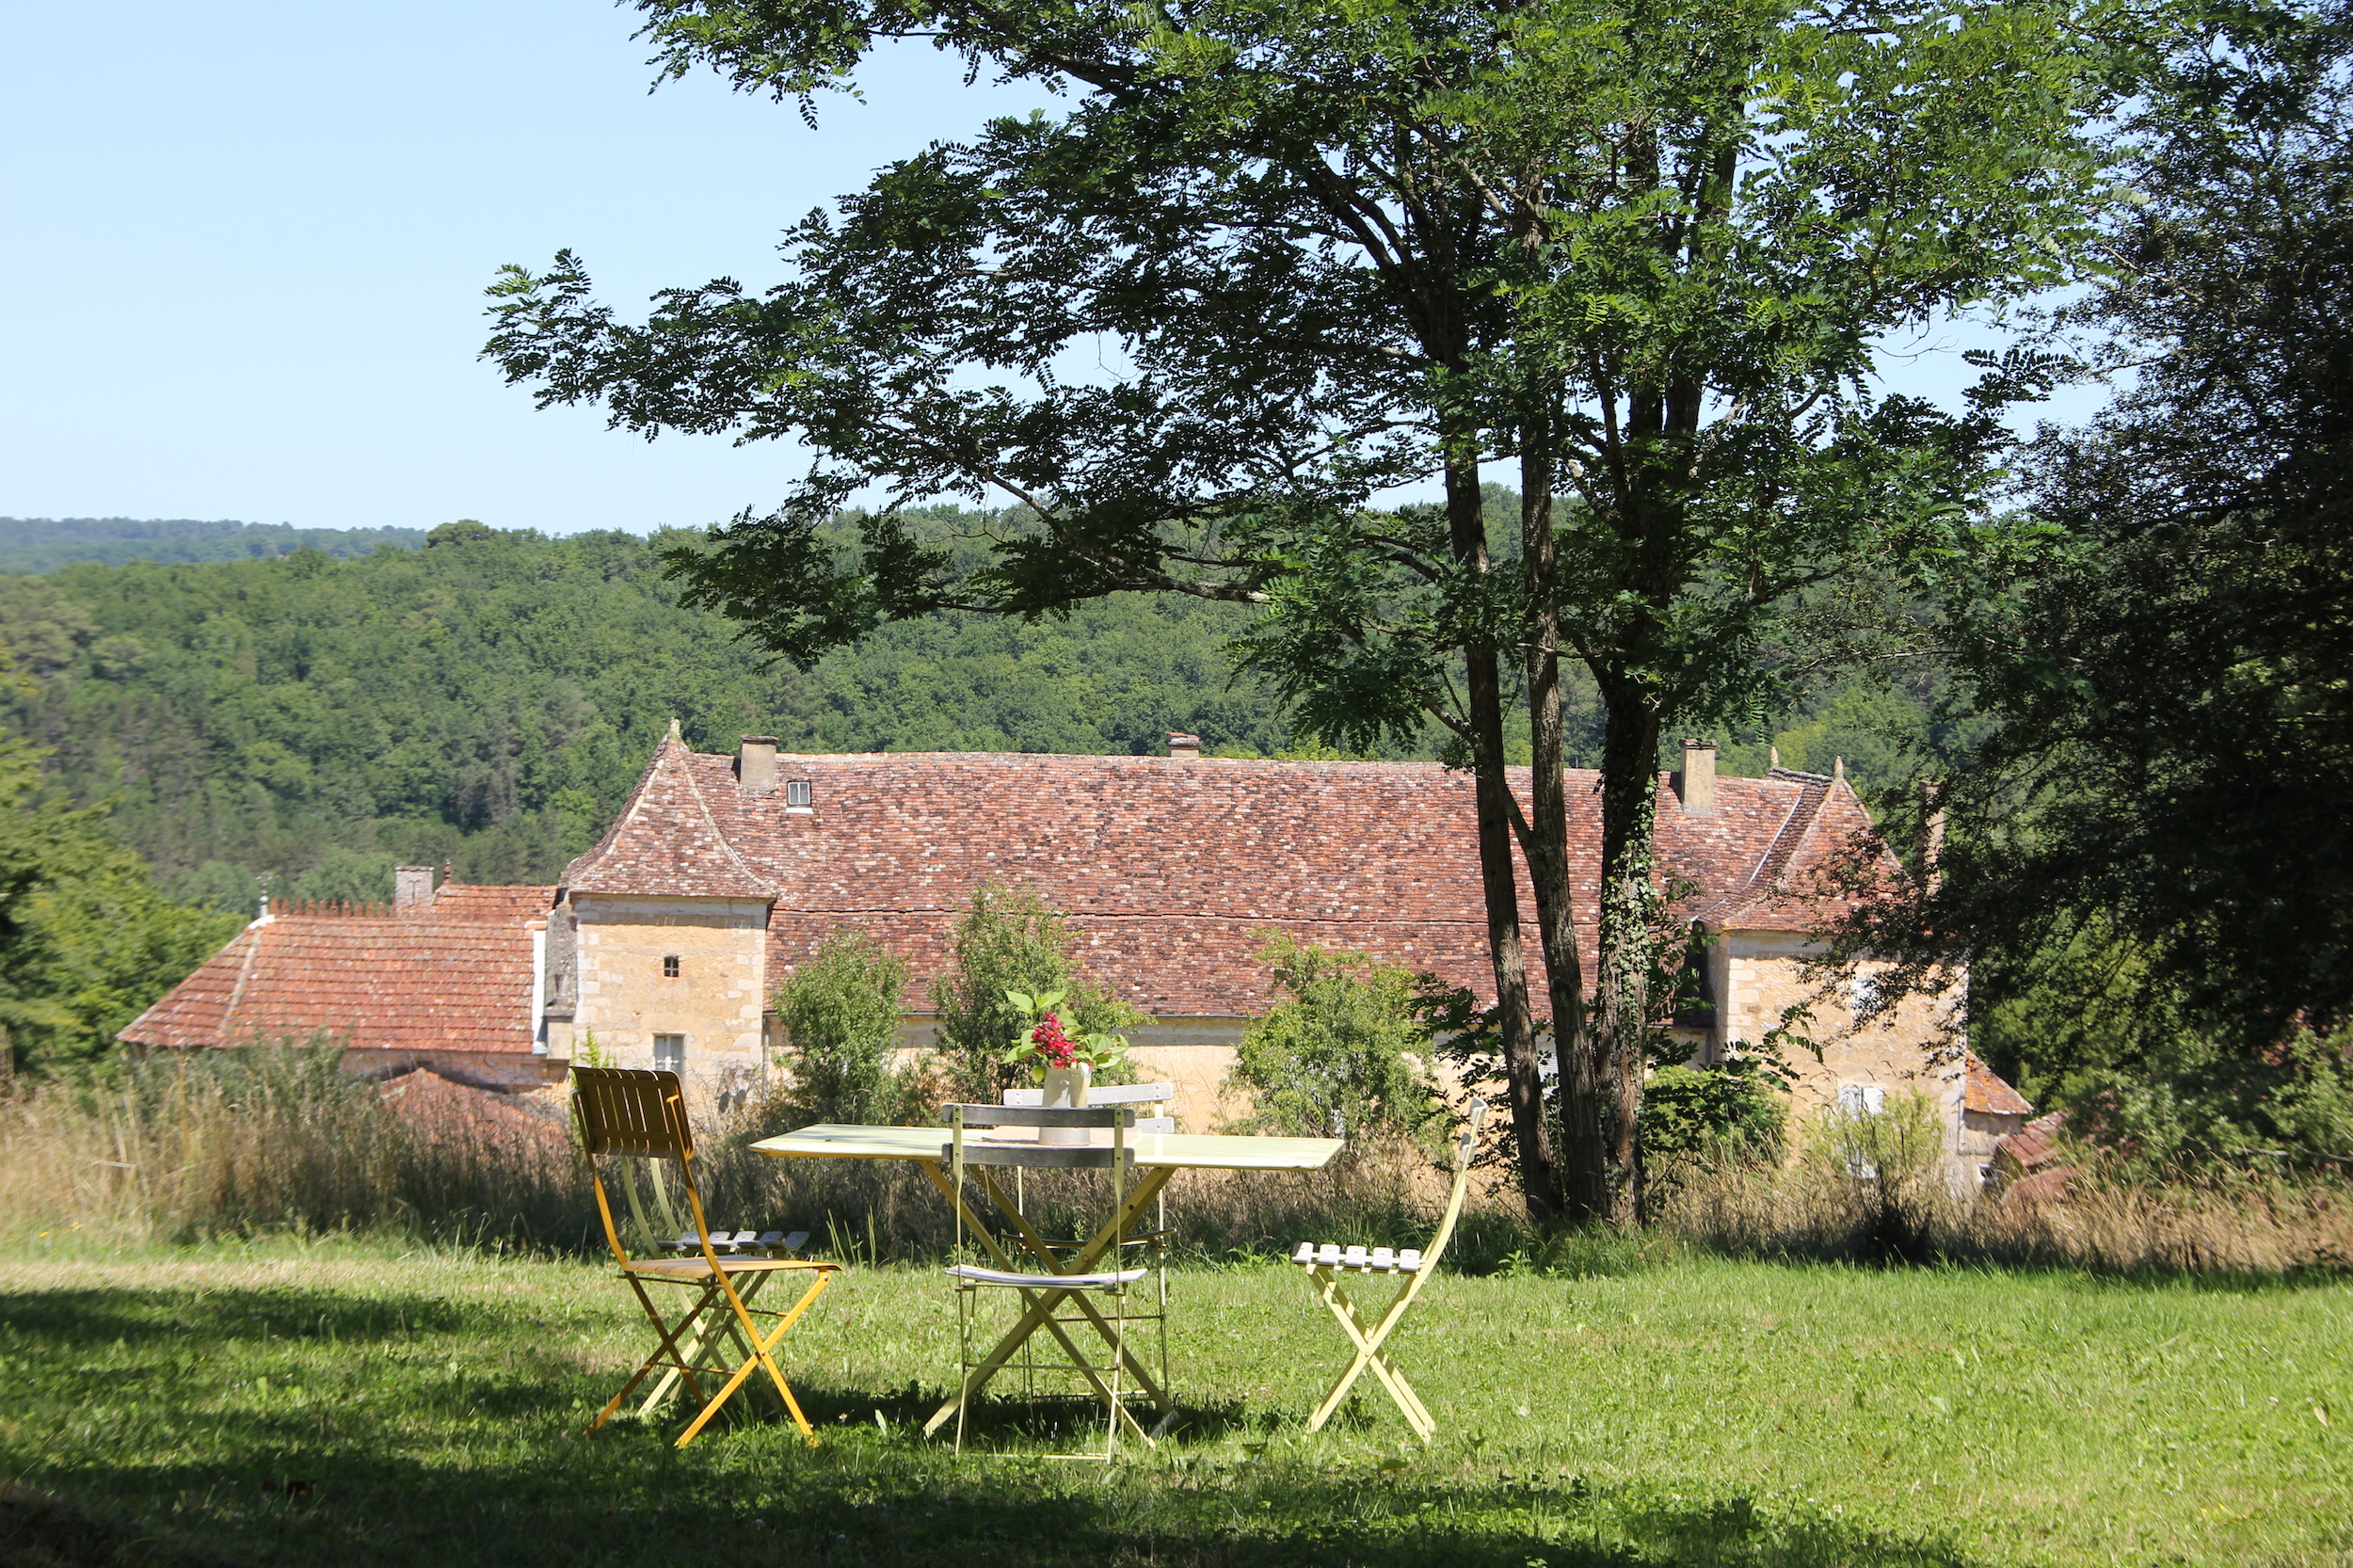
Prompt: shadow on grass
<box><xmin>1</xmin><ymin>1285</ymin><xmax>476</xmax><ymax>1347</ymax></box>
<box><xmin>1</xmin><ymin>1280</ymin><xmax>1984</xmax><ymax>1568</ymax></box>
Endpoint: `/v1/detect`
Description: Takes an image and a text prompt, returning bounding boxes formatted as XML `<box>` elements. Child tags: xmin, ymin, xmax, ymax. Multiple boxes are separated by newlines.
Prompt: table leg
<box><xmin>918</xmin><ymin>1160</ymin><xmax>1175</xmax><ymax>1438</ymax></box>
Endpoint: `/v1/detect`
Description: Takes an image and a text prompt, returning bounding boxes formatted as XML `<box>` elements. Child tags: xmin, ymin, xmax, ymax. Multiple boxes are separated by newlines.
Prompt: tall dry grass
<box><xmin>1654</xmin><ymin>1151</ymin><xmax>2353</xmax><ymax>1274</ymax></box>
<box><xmin>0</xmin><ymin>1048</ymin><xmax>588</xmax><ymax>1247</ymax></box>
<box><xmin>0</xmin><ymin>1055</ymin><xmax>1510</xmax><ymax>1264</ymax></box>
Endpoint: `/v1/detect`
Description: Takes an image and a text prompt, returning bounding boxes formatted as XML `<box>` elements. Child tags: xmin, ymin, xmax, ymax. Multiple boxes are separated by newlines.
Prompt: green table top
<box><xmin>751</xmin><ymin>1123</ymin><xmax>1345</xmax><ymax>1172</ymax></box>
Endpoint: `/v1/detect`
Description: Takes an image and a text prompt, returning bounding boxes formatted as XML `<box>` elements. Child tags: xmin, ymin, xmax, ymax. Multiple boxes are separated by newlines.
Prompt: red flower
<box><xmin>1031</xmin><ymin>1011</ymin><xmax>1076</xmax><ymax>1066</ymax></box>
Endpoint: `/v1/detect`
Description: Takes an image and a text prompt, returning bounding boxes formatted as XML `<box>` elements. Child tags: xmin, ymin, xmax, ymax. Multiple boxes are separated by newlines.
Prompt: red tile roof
<box><xmin>1965</xmin><ymin>1053</ymin><xmax>2035</xmax><ymax>1116</ymax></box>
<box><xmin>376</xmin><ymin>1068</ymin><xmax>572</xmax><ymax>1158</ymax></box>
<box><xmin>565</xmin><ymin>730</ymin><xmax>772</xmax><ymax>900</ymax></box>
<box><xmin>1996</xmin><ymin>1110</ymin><xmax>2069</xmax><ymax>1173</ymax></box>
<box><xmin>120</xmin><ymin>884</ymin><xmax>552</xmax><ymax>1053</ymax></box>
<box><xmin>563</xmin><ymin>749</ymin><xmax>1904</xmax><ymax>1016</ymax></box>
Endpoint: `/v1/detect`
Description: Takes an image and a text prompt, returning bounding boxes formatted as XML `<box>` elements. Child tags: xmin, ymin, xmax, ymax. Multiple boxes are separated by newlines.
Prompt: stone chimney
<box><xmin>1167</xmin><ymin>731</ymin><xmax>1201</xmax><ymax>760</ymax></box>
<box><xmin>1919</xmin><ymin>778</ymin><xmax>1946</xmax><ymax>895</ymax></box>
<box><xmin>1677</xmin><ymin>738</ymin><xmax>1716</xmax><ymax>813</ymax></box>
<box><xmin>393</xmin><ymin>866</ymin><xmax>434</xmax><ymax>913</ymax></box>
<box><xmin>738</xmin><ymin>735</ymin><xmax>779</xmax><ymax>795</ymax></box>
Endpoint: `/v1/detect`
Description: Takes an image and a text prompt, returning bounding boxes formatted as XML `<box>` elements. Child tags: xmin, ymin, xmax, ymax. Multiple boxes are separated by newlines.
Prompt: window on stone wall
<box><xmin>653</xmin><ymin>1034</ymin><xmax>685</xmax><ymax>1073</ymax></box>
<box><xmin>663</xmin><ymin>954</ymin><xmax>680</xmax><ymax>978</ymax></box>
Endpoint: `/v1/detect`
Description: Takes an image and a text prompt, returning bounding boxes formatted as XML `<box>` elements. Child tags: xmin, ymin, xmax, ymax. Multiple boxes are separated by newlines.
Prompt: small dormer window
<box><xmin>662</xmin><ymin>955</ymin><xmax>680</xmax><ymax>978</ymax></box>
<box><xmin>786</xmin><ymin>779</ymin><xmax>813</xmax><ymax>810</ymax></box>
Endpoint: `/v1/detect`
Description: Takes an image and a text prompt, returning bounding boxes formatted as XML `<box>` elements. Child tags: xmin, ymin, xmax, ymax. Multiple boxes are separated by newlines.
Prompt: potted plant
<box><xmin>1000</xmin><ymin>989</ymin><xmax>1129</xmax><ymax>1144</ymax></box>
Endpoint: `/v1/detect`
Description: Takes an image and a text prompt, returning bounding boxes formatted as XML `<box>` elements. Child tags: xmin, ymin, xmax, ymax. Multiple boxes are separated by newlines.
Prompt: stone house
<box><xmin>123</xmin><ymin>728</ymin><xmax>2008</xmax><ymax>1184</ymax></box>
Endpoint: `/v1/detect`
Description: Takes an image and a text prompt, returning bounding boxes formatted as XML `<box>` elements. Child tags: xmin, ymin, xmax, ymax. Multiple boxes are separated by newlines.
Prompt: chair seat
<box><xmin>946</xmin><ymin>1263</ymin><xmax>1147</xmax><ymax>1290</ymax></box>
<box><xmin>622</xmin><ymin>1255</ymin><xmax>838</xmax><ymax>1278</ymax></box>
<box><xmin>1290</xmin><ymin>1241</ymin><xmax>1423</xmax><ymax>1273</ymax></box>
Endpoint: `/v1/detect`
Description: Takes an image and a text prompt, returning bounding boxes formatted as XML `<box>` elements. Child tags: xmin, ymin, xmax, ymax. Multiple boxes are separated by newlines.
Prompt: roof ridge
<box><xmin>218</xmin><ymin>922</ymin><xmax>266</xmax><ymax>1048</ymax></box>
<box><xmin>1700</xmin><ymin>777</ymin><xmax>1831</xmax><ymax>925</ymax></box>
<box><xmin>560</xmin><ymin>734</ymin><xmax>679</xmax><ymax>886</ymax></box>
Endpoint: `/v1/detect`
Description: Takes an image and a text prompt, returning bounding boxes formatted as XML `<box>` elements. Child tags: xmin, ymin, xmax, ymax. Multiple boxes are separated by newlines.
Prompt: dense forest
<box><xmin>0</xmin><ymin>518</ymin><xmax>428</xmax><ymax>574</ymax></box>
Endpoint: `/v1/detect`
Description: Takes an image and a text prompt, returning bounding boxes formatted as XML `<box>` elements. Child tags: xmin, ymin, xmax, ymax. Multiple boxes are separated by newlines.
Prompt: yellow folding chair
<box><xmin>1289</xmin><ymin>1099</ymin><xmax>1487</xmax><ymax>1443</ymax></box>
<box><xmin>572</xmin><ymin>1066</ymin><xmax>840</xmax><ymax>1448</ymax></box>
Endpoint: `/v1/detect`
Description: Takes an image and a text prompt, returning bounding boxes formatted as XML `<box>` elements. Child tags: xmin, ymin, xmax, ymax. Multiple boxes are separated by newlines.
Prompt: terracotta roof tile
<box><xmin>568</xmin><ymin>749</ymin><xmax>1900</xmax><ymax>1015</ymax></box>
<box><xmin>120</xmin><ymin>884</ymin><xmax>552</xmax><ymax>1054</ymax></box>
<box><xmin>1996</xmin><ymin>1110</ymin><xmax>2069</xmax><ymax>1173</ymax></box>
<box><xmin>376</xmin><ymin>1068</ymin><xmax>572</xmax><ymax>1157</ymax></box>
<box><xmin>1965</xmin><ymin>1053</ymin><xmax>2035</xmax><ymax>1116</ymax></box>
<box><xmin>563</xmin><ymin>732</ymin><xmax>773</xmax><ymax>900</ymax></box>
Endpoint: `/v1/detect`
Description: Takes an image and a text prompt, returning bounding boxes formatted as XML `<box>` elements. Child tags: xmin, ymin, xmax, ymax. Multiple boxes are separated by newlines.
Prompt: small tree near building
<box><xmin>1225</xmin><ymin>932</ymin><xmax>1437</xmax><ymax>1148</ymax></box>
<box><xmin>773</xmin><ymin>925</ymin><xmax>912</xmax><ymax>1125</ymax></box>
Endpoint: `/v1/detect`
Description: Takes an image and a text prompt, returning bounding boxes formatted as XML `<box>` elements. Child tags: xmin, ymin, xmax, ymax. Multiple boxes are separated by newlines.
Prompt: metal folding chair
<box><xmin>942</xmin><ymin>1102</ymin><xmax>1168</xmax><ymax>1458</ymax></box>
<box><xmin>572</xmin><ymin>1066</ymin><xmax>840</xmax><ymax>1448</ymax></box>
<box><xmin>1289</xmin><ymin>1099</ymin><xmax>1487</xmax><ymax>1443</ymax></box>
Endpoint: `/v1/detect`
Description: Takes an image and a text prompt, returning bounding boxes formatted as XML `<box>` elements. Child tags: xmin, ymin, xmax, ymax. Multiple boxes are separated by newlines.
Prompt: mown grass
<box><xmin>2</xmin><ymin>1237</ymin><xmax>2346</xmax><ymax>1567</ymax></box>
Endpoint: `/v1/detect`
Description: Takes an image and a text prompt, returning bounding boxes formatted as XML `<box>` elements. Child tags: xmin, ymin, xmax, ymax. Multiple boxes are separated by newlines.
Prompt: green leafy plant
<box><xmin>773</xmin><ymin>925</ymin><xmax>915</xmax><ymax>1125</ymax></box>
<box><xmin>929</xmin><ymin>880</ymin><xmax>1143</xmax><ymax>1100</ymax></box>
<box><xmin>997</xmin><ymin>988</ymin><xmax>1129</xmax><ymax>1083</ymax></box>
<box><xmin>1642</xmin><ymin>1057</ymin><xmax>1792</xmax><ymax>1168</ymax></box>
<box><xmin>1225</xmin><ymin>932</ymin><xmax>1436</xmax><ymax>1144</ymax></box>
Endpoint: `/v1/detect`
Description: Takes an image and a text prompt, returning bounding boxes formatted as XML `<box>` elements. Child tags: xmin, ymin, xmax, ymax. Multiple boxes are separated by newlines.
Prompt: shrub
<box><xmin>1225</xmin><ymin>932</ymin><xmax>1435</xmax><ymax>1143</ymax></box>
<box><xmin>1641</xmin><ymin>1058</ymin><xmax>1789</xmax><ymax>1172</ymax></box>
<box><xmin>928</xmin><ymin>880</ymin><xmax>1143</xmax><ymax>1101</ymax></box>
<box><xmin>773</xmin><ymin>926</ymin><xmax>914</xmax><ymax>1125</ymax></box>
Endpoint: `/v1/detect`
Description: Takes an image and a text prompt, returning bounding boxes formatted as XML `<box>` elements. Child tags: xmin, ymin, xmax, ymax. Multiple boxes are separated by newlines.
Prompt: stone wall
<box><xmin>562</xmin><ymin>895</ymin><xmax>770</xmax><ymax>1089</ymax></box>
<box><xmin>1716</xmin><ymin>929</ymin><xmax>1969</xmax><ymax>1186</ymax></box>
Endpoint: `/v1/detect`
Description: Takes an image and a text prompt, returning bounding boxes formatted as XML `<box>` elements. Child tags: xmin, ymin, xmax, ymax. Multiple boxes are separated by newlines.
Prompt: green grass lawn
<box><xmin>1</xmin><ymin>1238</ymin><xmax>2345</xmax><ymax>1567</ymax></box>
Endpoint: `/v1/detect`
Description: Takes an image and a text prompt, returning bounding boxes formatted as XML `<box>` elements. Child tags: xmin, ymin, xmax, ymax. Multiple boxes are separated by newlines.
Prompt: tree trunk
<box><xmin>1593</xmin><ymin>674</ymin><xmax>1662</xmax><ymax>1227</ymax></box>
<box><xmin>1445</xmin><ymin>457</ymin><xmax>1556</xmax><ymax>1219</ymax></box>
<box><xmin>1516</xmin><ymin>440</ymin><xmax>1602</xmax><ymax>1221</ymax></box>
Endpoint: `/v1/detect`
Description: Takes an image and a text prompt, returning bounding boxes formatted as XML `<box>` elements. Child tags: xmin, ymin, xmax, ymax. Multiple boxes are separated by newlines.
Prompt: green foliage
<box><xmin>1225</xmin><ymin>932</ymin><xmax>1435</xmax><ymax>1143</ymax></box>
<box><xmin>1796</xmin><ymin>1091</ymin><xmax>1945</xmax><ymax>1194</ymax></box>
<box><xmin>928</xmin><ymin>880</ymin><xmax>1144</xmax><ymax>1101</ymax></box>
<box><xmin>0</xmin><ymin>516</ymin><xmax>427</xmax><ymax>574</ymax></box>
<box><xmin>1854</xmin><ymin>2</ymin><xmax>2353</xmax><ymax>1121</ymax></box>
<box><xmin>998</xmin><ymin>987</ymin><xmax>1130</xmax><ymax>1082</ymax></box>
<box><xmin>0</xmin><ymin>524</ymin><xmax>1337</xmax><ymax>895</ymax></box>
<box><xmin>773</xmin><ymin>925</ymin><xmax>914</xmax><ymax>1125</ymax></box>
<box><xmin>0</xmin><ymin>736</ymin><xmax>241</xmax><ymax>1070</ymax></box>
<box><xmin>1641</xmin><ymin>1060</ymin><xmax>1790</xmax><ymax>1167</ymax></box>
<box><xmin>2052</xmin><ymin>1023</ymin><xmax>2353</xmax><ymax>1177</ymax></box>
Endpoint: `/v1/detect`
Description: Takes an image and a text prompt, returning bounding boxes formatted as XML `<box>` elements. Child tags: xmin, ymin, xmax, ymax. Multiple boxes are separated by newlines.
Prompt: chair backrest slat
<box><xmin>944</xmin><ymin>1104</ymin><xmax>1136</xmax><ymax>1130</ymax></box>
<box><xmin>1416</xmin><ymin>1099</ymin><xmax>1490</xmax><ymax>1274</ymax></box>
<box><xmin>574</xmin><ymin>1067</ymin><xmax>694</xmax><ymax>1160</ymax></box>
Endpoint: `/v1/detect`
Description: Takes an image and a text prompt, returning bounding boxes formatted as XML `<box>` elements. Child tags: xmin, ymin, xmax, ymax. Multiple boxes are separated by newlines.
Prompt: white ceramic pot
<box><xmin>1039</xmin><ymin>1063</ymin><xmax>1091</xmax><ymax>1145</ymax></box>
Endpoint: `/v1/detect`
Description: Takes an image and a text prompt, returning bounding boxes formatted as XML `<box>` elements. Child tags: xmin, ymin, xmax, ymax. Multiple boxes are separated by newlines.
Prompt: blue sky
<box><xmin>1</xmin><ymin>3</ymin><xmax>2103</xmax><ymax>536</ymax></box>
<box><xmin>0</xmin><ymin>2</ymin><xmax>1049</xmax><ymax>535</ymax></box>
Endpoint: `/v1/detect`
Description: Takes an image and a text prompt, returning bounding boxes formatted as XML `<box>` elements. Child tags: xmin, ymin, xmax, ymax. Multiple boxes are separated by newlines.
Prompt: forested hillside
<box><xmin>0</xmin><ymin>519</ymin><xmax>1951</xmax><ymax>921</ymax></box>
<box><xmin>0</xmin><ymin>521</ymin><xmax>1357</xmax><ymax>907</ymax></box>
<box><xmin>0</xmin><ymin>518</ymin><xmax>427</xmax><ymax>574</ymax></box>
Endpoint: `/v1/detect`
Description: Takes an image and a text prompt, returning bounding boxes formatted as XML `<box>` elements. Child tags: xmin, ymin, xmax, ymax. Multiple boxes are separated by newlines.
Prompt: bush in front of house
<box><xmin>1224</xmin><ymin>931</ymin><xmax>1436</xmax><ymax>1145</ymax></box>
<box><xmin>771</xmin><ymin>925</ymin><xmax>920</xmax><ymax>1126</ymax></box>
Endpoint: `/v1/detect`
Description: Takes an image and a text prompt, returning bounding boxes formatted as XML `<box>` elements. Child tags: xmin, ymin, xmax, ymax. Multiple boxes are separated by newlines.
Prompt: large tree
<box><xmin>488</xmin><ymin>0</ymin><xmax>2102</xmax><ymax>1220</ymax></box>
<box><xmin>1860</xmin><ymin>0</ymin><xmax>2353</xmax><ymax>1094</ymax></box>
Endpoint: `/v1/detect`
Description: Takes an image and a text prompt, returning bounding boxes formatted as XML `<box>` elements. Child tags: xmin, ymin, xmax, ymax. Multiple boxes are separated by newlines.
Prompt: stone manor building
<box><xmin>123</xmin><ymin>728</ymin><xmax>2005</xmax><ymax>1182</ymax></box>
